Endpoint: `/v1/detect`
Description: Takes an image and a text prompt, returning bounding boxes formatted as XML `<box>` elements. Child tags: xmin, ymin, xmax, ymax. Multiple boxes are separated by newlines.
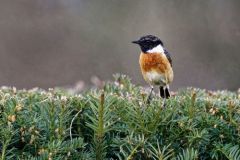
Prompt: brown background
<box><xmin>0</xmin><ymin>0</ymin><xmax>240</xmax><ymax>90</ymax></box>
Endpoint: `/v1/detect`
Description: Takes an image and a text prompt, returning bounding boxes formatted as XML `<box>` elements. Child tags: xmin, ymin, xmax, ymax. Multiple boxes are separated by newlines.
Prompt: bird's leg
<box><xmin>162</xmin><ymin>96</ymin><xmax>166</xmax><ymax>108</ymax></box>
<box><xmin>160</xmin><ymin>86</ymin><xmax>166</xmax><ymax>108</ymax></box>
<box><xmin>159</xmin><ymin>86</ymin><xmax>164</xmax><ymax>98</ymax></box>
<box><xmin>162</xmin><ymin>77</ymin><xmax>169</xmax><ymax>108</ymax></box>
<box><xmin>146</xmin><ymin>86</ymin><xmax>154</xmax><ymax>104</ymax></box>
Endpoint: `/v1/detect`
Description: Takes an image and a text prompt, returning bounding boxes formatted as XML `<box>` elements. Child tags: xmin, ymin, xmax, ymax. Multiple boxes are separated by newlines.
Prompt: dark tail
<box><xmin>160</xmin><ymin>86</ymin><xmax>171</xmax><ymax>99</ymax></box>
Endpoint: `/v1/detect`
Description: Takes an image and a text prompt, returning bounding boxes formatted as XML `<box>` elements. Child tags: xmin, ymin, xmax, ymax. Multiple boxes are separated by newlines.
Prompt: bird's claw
<box><xmin>146</xmin><ymin>96</ymin><xmax>152</xmax><ymax>105</ymax></box>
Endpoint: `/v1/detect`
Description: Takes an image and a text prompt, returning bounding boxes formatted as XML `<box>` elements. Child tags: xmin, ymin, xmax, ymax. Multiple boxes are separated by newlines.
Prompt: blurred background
<box><xmin>0</xmin><ymin>0</ymin><xmax>240</xmax><ymax>90</ymax></box>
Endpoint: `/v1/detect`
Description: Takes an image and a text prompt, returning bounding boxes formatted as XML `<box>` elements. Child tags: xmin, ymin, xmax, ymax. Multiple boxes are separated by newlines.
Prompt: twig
<box><xmin>70</xmin><ymin>109</ymin><xmax>82</xmax><ymax>142</ymax></box>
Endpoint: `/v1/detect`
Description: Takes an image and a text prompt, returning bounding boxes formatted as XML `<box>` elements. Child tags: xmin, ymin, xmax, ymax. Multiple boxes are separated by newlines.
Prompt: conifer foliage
<box><xmin>0</xmin><ymin>74</ymin><xmax>240</xmax><ymax>159</ymax></box>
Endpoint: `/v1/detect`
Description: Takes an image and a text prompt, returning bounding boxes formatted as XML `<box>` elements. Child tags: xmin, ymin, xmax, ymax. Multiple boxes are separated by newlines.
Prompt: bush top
<box><xmin>0</xmin><ymin>75</ymin><xmax>239</xmax><ymax>160</ymax></box>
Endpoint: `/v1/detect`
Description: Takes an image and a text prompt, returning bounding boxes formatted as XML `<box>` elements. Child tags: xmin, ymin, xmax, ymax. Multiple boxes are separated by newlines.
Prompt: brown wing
<box><xmin>164</xmin><ymin>49</ymin><xmax>172</xmax><ymax>67</ymax></box>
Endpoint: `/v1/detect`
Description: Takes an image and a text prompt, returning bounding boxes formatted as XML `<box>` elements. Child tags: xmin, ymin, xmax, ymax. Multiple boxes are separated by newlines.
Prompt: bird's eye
<box><xmin>146</xmin><ymin>40</ymin><xmax>151</xmax><ymax>43</ymax></box>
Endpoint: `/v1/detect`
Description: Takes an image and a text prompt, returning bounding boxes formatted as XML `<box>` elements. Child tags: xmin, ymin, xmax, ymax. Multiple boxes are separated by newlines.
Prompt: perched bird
<box><xmin>132</xmin><ymin>35</ymin><xmax>173</xmax><ymax>104</ymax></box>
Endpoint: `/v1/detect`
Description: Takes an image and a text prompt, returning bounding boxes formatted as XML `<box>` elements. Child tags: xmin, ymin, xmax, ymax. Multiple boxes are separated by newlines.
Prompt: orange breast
<box><xmin>139</xmin><ymin>52</ymin><xmax>173</xmax><ymax>85</ymax></box>
<box><xmin>139</xmin><ymin>53</ymin><xmax>169</xmax><ymax>73</ymax></box>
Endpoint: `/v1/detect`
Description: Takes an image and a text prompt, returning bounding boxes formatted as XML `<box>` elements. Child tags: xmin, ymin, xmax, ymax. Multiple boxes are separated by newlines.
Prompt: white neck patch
<box><xmin>147</xmin><ymin>44</ymin><xmax>164</xmax><ymax>53</ymax></box>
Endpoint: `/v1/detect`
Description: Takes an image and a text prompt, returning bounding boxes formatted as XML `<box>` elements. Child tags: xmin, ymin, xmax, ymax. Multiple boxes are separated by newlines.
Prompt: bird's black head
<box><xmin>132</xmin><ymin>35</ymin><xmax>163</xmax><ymax>53</ymax></box>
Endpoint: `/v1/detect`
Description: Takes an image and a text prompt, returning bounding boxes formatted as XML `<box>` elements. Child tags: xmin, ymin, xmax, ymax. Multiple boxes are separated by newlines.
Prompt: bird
<box><xmin>132</xmin><ymin>35</ymin><xmax>173</xmax><ymax>105</ymax></box>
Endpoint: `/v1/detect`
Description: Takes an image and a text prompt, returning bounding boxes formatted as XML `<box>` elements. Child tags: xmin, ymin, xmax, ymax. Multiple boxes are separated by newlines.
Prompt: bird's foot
<box><xmin>161</xmin><ymin>98</ymin><xmax>166</xmax><ymax>108</ymax></box>
<box><xmin>146</xmin><ymin>96</ymin><xmax>152</xmax><ymax>105</ymax></box>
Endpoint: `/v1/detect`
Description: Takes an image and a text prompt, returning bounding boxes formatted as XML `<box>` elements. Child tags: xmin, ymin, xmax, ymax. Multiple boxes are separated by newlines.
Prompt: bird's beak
<box><xmin>132</xmin><ymin>40</ymin><xmax>139</xmax><ymax>44</ymax></box>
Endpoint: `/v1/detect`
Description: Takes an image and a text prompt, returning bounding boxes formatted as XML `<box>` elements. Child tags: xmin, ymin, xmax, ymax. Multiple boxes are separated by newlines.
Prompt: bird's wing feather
<box><xmin>164</xmin><ymin>49</ymin><xmax>172</xmax><ymax>67</ymax></box>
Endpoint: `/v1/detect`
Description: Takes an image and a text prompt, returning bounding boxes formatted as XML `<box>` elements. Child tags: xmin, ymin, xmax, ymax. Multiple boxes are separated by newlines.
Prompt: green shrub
<box><xmin>0</xmin><ymin>74</ymin><xmax>239</xmax><ymax>160</ymax></box>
